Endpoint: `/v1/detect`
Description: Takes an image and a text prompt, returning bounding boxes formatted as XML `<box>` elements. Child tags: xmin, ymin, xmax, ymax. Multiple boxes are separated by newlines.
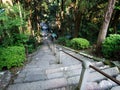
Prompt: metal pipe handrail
<box><xmin>60</xmin><ymin>48</ymin><xmax>120</xmax><ymax>85</ymax></box>
<box><xmin>62</xmin><ymin>50</ymin><xmax>83</xmax><ymax>62</ymax></box>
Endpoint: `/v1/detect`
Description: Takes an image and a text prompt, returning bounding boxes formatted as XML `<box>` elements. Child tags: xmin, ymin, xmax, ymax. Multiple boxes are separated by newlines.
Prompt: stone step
<box><xmin>111</xmin><ymin>86</ymin><xmax>120</xmax><ymax>90</ymax></box>
<box><xmin>64</xmin><ymin>68</ymin><xmax>81</xmax><ymax>78</ymax></box>
<box><xmin>67</xmin><ymin>75</ymin><xmax>80</xmax><ymax>85</ymax></box>
<box><xmin>90</xmin><ymin>65</ymin><xmax>110</xmax><ymax>72</ymax></box>
<box><xmin>8</xmin><ymin>78</ymin><xmax>67</xmax><ymax>90</ymax></box>
<box><xmin>116</xmin><ymin>75</ymin><xmax>120</xmax><ymax>81</ymax></box>
<box><xmin>14</xmin><ymin>64</ymin><xmax>82</xmax><ymax>84</ymax></box>
<box><xmin>88</xmin><ymin>67</ymin><xmax>119</xmax><ymax>82</ymax></box>
<box><xmin>85</xmin><ymin>79</ymin><xmax>119</xmax><ymax>90</ymax></box>
<box><xmin>92</xmin><ymin>62</ymin><xmax>104</xmax><ymax>67</ymax></box>
<box><xmin>13</xmin><ymin>63</ymin><xmax>119</xmax><ymax>90</ymax></box>
<box><xmin>46</xmin><ymin>64</ymin><xmax>82</xmax><ymax>74</ymax></box>
<box><xmin>98</xmin><ymin>80</ymin><xmax>117</xmax><ymax>90</ymax></box>
<box><xmin>47</xmin><ymin>72</ymin><xmax>64</xmax><ymax>80</ymax></box>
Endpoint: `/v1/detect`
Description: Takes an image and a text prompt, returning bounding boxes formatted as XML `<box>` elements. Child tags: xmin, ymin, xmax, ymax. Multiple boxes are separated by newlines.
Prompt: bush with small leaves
<box><xmin>0</xmin><ymin>46</ymin><xmax>25</xmax><ymax>70</ymax></box>
<box><xmin>70</xmin><ymin>38</ymin><xmax>90</xmax><ymax>50</ymax></box>
<box><xmin>102</xmin><ymin>34</ymin><xmax>120</xmax><ymax>60</ymax></box>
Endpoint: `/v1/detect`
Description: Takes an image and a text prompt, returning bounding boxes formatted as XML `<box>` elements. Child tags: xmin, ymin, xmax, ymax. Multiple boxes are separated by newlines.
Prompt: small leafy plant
<box><xmin>102</xmin><ymin>34</ymin><xmax>120</xmax><ymax>60</ymax></box>
<box><xmin>0</xmin><ymin>46</ymin><xmax>26</xmax><ymax>70</ymax></box>
<box><xmin>70</xmin><ymin>38</ymin><xmax>90</xmax><ymax>50</ymax></box>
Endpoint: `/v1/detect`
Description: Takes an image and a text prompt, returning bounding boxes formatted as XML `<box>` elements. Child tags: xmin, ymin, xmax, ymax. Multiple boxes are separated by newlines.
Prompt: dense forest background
<box><xmin>0</xmin><ymin>0</ymin><xmax>120</xmax><ymax>70</ymax></box>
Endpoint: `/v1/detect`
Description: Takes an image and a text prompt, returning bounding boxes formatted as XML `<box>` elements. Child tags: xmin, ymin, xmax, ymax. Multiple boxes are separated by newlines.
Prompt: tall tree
<box><xmin>96</xmin><ymin>0</ymin><xmax>116</xmax><ymax>53</ymax></box>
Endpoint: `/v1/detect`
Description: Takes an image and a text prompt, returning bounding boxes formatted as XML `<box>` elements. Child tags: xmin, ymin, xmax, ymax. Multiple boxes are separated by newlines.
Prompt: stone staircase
<box><xmin>7</xmin><ymin>41</ymin><xmax>120</xmax><ymax>90</ymax></box>
<box><xmin>7</xmin><ymin>63</ymin><xmax>120</xmax><ymax>90</ymax></box>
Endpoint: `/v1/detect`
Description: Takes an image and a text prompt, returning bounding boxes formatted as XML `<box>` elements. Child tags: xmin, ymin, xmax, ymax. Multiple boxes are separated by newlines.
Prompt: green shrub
<box><xmin>102</xmin><ymin>34</ymin><xmax>120</xmax><ymax>60</ymax></box>
<box><xmin>70</xmin><ymin>38</ymin><xmax>90</xmax><ymax>50</ymax></box>
<box><xmin>0</xmin><ymin>46</ymin><xmax>26</xmax><ymax>70</ymax></box>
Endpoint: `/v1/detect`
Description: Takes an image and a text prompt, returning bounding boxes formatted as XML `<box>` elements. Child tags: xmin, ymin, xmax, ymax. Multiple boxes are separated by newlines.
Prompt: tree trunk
<box><xmin>96</xmin><ymin>0</ymin><xmax>116</xmax><ymax>53</ymax></box>
<box><xmin>73</xmin><ymin>0</ymin><xmax>83</xmax><ymax>38</ymax></box>
<box><xmin>74</xmin><ymin>12</ymin><xmax>82</xmax><ymax>37</ymax></box>
<box><xmin>17</xmin><ymin>1</ymin><xmax>23</xmax><ymax>33</ymax></box>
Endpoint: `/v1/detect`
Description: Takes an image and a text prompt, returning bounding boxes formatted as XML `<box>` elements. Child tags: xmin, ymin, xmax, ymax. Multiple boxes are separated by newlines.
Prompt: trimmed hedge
<box><xmin>0</xmin><ymin>46</ymin><xmax>26</xmax><ymax>70</ymax></box>
<box><xmin>102</xmin><ymin>34</ymin><xmax>120</xmax><ymax>60</ymax></box>
<box><xmin>70</xmin><ymin>38</ymin><xmax>90</xmax><ymax>50</ymax></box>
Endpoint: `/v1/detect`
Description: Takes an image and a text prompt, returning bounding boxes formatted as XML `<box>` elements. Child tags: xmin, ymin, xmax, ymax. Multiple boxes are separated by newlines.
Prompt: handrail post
<box><xmin>56</xmin><ymin>48</ymin><xmax>62</xmax><ymax>64</ymax></box>
<box><xmin>53</xmin><ymin>38</ymin><xmax>56</xmax><ymax>55</ymax></box>
<box><xmin>78</xmin><ymin>60</ymin><xmax>92</xmax><ymax>90</ymax></box>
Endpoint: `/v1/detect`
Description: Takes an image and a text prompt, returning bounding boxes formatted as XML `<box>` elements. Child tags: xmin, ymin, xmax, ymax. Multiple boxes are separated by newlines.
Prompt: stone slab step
<box><xmin>47</xmin><ymin>72</ymin><xmax>64</xmax><ymax>80</ymax></box>
<box><xmin>46</xmin><ymin>67</ymin><xmax>82</xmax><ymax>80</ymax></box>
<box><xmin>8</xmin><ymin>78</ymin><xmax>67</xmax><ymax>90</ymax></box>
<box><xmin>116</xmin><ymin>75</ymin><xmax>120</xmax><ymax>81</ymax></box>
<box><xmin>92</xmin><ymin>62</ymin><xmax>104</xmax><ymax>67</ymax></box>
<box><xmin>85</xmin><ymin>82</ymin><xmax>101</xmax><ymax>90</ymax></box>
<box><xmin>23</xmin><ymin>73</ymin><xmax>47</xmax><ymax>83</ymax></box>
<box><xmin>83</xmin><ymin>80</ymin><xmax>118</xmax><ymax>90</ymax></box>
<box><xmin>88</xmin><ymin>67</ymin><xmax>119</xmax><ymax>82</ymax></box>
<box><xmin>90</xmin><ymin>65</ymin><xmax>110</xmax><ymax>72</ymax></box>
<box><xmin>67</xmin><ymin>75</ymin><xmax>80</xmax><ymax>85</ymax></box>
<box><xmin>98</xmin><ymin>80</ymin><xmax>117</xmax><ymax>90</ymax></box>
<box><xmin>111</xmin><ymin>86</ymin><xmax>120</xmax><ymax>90</ymax></box>
<box><xmin>65</xmin><ymin>68</ymin><xmax>81</xmax><ymax>78</ymax></box>
<box><xmin>46</xmin><ymin>64</ymin><xmax>82</xmax><ymax>74</ymax></box>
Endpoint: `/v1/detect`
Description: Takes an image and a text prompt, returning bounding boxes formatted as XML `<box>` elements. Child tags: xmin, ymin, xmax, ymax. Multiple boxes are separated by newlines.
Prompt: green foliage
<box><xmin>0</xmin><ymin>7</ymin><xmax>23</xmax><ymax>33</ymax></box>
<box><xmin>115</xmin><ymin>2</ymin><xmax>120</xmax><ymax>10</ymax></box>
<box><xmin>70</xmin><ymin>38</ymin><xmax>90</xmax><ymax>50</ymax></box>
<box><xmin>1</xmin><ymin>33</ymin><xmax>29</xmax><ymax>47</ymax></box>
<box><xmin>0</xmin><ymin>4</ymin><xmax>27</xmax><ymax>47</ymax></box>
<box><xmin>80</xmin><ymin>22</ymin><xmax>99</xmax><ymax>44</ymax></box>
<box><xmin>57</xmin><ymin>37</ymin><xmax>70</xmax><ymax>46</ymax></box>
<box><xmin>102</xmin><ymin>34</ymin><xmax>120</xmax><ymax>60</ymax></box>
<box><xmin>0</xmin><ymin>46</ymin><xmax>25</xmax><ymax>70</ymax></box>
<box><xmin>26</xmin><ymin>36</ymin><xmax>37</xmax><ymax>53</ymax></box>
<box><xmin>57</xmin><ymin>37</ymin><xmax>90</xmax><ymax>50</ymax></box>
<box><xmin>12</xmin><ymin>34</ymin><xmax>29</xmax><ymax>46</ymax></box>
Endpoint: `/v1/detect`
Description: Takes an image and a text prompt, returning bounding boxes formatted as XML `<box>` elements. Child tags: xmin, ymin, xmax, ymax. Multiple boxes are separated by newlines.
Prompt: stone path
<box><xmin>6</xmin><ymin>39</ymin><xmax>120</xmax><ymax>90</ymax></box>
<box><xmin>7</xmin><ymin>40</ymin><xmax>82</xmax><ymax>90</ymax></box>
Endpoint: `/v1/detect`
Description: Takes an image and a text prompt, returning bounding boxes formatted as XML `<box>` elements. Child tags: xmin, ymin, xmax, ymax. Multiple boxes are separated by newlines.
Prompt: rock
<box><xmin>116</xmin><ymin>75</ymin><xmax>120</xmax><ymax>81</ymax></box>
<box><xmin>111</xmin><ymin>86</ymin><xmax>120</xmax><ymax>90</ymax></box>
<box><xmin>85</xmin><ymin>82</ymin><xmax>101</xmax><ymax>90</ymax></box>
<box><xmin>108</xmin><ymin>79</ymin><xmax>117</xmax><ymax>87</ymax></box>
<box><xmin>0</xmin><ymin>71</ymin><xmax>11</xmax><ymax>89</ymax></box>
<box><xmin>99</xmin><ymin>80</ymin><xmax>113</xmax><ymax>89</ymax></box>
